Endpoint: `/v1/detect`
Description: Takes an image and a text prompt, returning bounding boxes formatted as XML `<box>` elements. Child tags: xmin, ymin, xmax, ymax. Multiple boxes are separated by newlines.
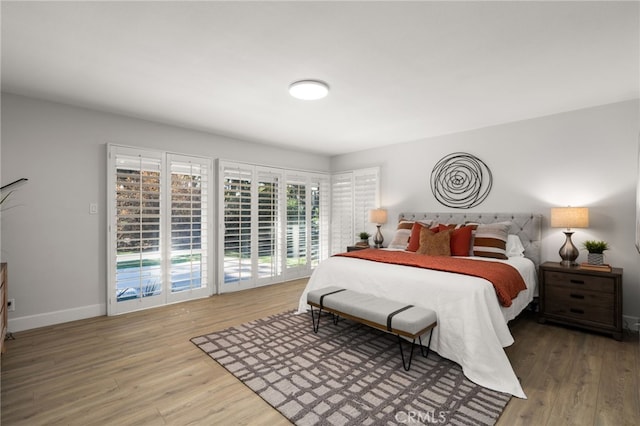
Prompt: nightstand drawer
<box><xmin>545</xmin><ymin>286</ymin><xmax>614</xmax><ymax>325</ymax></box>
<box><xmin>543</xmin><ymin>270</ymin><xmax>614</xmax><ymax>293</ymax></box>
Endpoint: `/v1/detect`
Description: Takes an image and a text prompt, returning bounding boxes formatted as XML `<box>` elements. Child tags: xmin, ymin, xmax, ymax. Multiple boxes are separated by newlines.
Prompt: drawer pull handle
<box><xmin>570</xmin><ymin>308</ymin><xmax>584</xmax><ymax>315</ymax></box>
<box><xmin>570</xmin><ymin>279</ymin><xmax>585</xmax><ymax>284</ymax></box>
<box><xmin>570</xmin><ymin>294</ymin><xmax>585</xmax><ymax>299</ymax></box>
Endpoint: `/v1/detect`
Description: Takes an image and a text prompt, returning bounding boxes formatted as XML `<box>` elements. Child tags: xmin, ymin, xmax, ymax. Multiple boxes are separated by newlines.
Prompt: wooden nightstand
<box><xmin>538</xmin><ymin>261</ymin><xmax>623</xmax><ymax>340</ymax></box>
<box><xmin>347</xmin><ymin>245</ymin><xmax>370</xmax><ymax>252</ymax></box>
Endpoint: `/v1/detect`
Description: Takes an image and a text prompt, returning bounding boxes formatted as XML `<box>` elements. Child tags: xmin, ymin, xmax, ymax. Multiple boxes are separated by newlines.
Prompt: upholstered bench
<box><xmin>307</xmin><ymin>286</ymin><xmax>437</xmax><ymax>371</ymax></box>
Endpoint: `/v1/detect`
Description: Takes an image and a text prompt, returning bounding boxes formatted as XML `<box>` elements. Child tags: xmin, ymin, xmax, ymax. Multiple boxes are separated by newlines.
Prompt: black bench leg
<box><xmin>310</xmin><ymin>307</ymin><xmax>341</xmax><ymax>333</ymax></box>
<box><xmin>419</xmin><ymin>329</ymin><xmax>434</xmax><ymax>359</ymax></box>
<box><xmin>398</xmin><ymin>329</ymin><xmax>434</xmax><ymax>371</ymax></box>
<box><xmin>397</xmin><ymin>335</ymin><xmax>417</xmax><ymax>371</ymax></box>
<box><xmin>310</xmin><ymin>305</ymin><xmax>322</xmax><ymax>333</ymax></box>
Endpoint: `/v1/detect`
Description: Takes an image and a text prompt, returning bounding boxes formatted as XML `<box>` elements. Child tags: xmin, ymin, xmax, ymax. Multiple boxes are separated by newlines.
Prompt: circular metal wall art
<box><xmin>430</xmin><ymin>152</ymin><xmax>493</xmax><ymax>209</ymax></box>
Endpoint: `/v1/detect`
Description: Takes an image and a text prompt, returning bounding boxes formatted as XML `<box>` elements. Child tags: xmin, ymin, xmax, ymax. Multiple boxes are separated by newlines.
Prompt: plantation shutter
<box><xmin>219</xmin><ymin>161</ymin><xmax>330</xmax><ymax>292</ymax></box>
<box><xmin>330</xmin><ymin>172</ymin><xmax>354</xmax><ymax>255</ymax></box>
<box><xmin>168</xmin><ymin>155</ymin><xmax>209</xmax><ymax>294</ymax></box>
<box><xmin>113</xmin><ymin>152</ymin><xmax>163</xmax><ymax>303</ymax></box>
<box><xmin>221</xmin><ymin>163</ymin><xmax>253</xmax><ymax>287</ymax></box>
<box><xmin>330</xmin><ymin>167</ymin><xmax>380</xmax><ymax>254</ymax></box>
<box><xmin>256</xmin><ymin>167</ymin><xmax>283</xmax><ymax>282</ymax></box>
<box><xmin>353</xmin><ymin>167</ymin><xmax>380</xmax><ymax>238</ymax></box>
<box><xmin>286</xmin><ymin>174</ymin><xmax>307</xmax><ymax>273</ymax></box>
<box><xmin>310</xmin><ymin>175</ymin><xmax>330</xmax><ymax>267</ymax></box>
<box><xmin>108</xmin><ymin>145</ymin><xmax>213</xmax><ymax>315</ymax></box>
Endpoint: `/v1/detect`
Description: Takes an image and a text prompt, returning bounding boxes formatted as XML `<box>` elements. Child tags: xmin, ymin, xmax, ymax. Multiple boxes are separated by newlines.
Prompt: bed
<box><xmin>297</xmin><ymin>212</ymin><xmax>542</xmax><ymax>399</ymax></box>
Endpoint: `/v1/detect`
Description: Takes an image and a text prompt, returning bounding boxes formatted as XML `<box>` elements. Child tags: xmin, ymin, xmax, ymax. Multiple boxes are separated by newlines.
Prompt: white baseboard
<box><xmin>623</xmin><ymin>315</ymin><xmax>640</xmax><ymax>332</ymax></box>
<box><xmin>7</xmin><ymin>303</ymin><xmax>106</xmax><ymax>333</ymax></box>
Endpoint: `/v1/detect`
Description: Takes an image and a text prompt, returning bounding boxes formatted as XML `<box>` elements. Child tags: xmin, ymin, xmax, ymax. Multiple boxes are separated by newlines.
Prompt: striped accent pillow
<box><xmin>470</xmin><ymin>222</ymin><xmax>511</xmax><ymax>259</ymax></box>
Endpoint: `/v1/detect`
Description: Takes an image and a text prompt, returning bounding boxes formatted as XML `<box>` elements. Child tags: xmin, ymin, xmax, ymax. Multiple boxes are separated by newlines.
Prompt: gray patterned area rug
<box><xmin>191</xmin><ymin>310</ymin><xmax>511</xmax><ymax>426</ymax></box>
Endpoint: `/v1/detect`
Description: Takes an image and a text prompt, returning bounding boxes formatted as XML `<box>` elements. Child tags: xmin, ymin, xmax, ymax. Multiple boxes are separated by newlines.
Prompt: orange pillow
<box><xmin>438</xmin><ymin>224</ymin><xmax>473</xmax><ymax>256</ymax></box>
<box><xmin>407</xmin><ymin>222</ymin><xmax>439</xmax><ymax>252</ymax></box>
<box><xmin>417</xmin><ymin>227</ymin><xmax>452</xmax><ymax>256</ymax></box>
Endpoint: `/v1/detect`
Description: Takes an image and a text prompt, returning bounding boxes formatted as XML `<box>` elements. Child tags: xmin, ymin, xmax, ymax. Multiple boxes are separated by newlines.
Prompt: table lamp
<box><xmin>550</xmin><ymin>207</ymin><xmax>589</xmax><ymax>267</ymax></box>
<box><xmin>369</xmin><ymin>208</ymin><xmax>388</xmax><ymax>248</ymax></box>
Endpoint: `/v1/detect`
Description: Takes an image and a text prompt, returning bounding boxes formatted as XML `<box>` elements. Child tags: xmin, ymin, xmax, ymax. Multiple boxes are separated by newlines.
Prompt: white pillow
<box><xmin>387</xmin><ymin>220</ymin><xmax>432</xmax><ymax>250</ymax></box>
<box><xmin>506</xmin><ymin>234</ymin><xmax>526</xmax><ymax>257</ymax></box>
<box><xmin>388</xmin><ymin>229</ymin><xmax>411</xmax><ymax>249</ymax></box>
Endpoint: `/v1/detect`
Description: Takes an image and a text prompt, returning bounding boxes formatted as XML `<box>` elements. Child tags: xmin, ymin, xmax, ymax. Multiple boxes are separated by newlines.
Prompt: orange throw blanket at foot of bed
<box><xmin>335</xmin><ymin>249</ymin><xmax>526</xmax><ymax>307</ymax></box>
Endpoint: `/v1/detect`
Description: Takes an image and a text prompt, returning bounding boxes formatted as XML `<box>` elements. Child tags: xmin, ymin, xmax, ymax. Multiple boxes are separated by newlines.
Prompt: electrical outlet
<box><xmin>7</xmin><ymin>298</ymin><xmax>15</xmax><ymax>312</ymax></box>
<box><xmin>89</xmin><ymin>203</ymin><xmax>98</xmax><ymax>215</ymax></box>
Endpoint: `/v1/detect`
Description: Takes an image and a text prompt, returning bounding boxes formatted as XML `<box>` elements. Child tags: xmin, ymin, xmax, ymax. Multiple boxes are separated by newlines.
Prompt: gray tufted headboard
<box><xmin>398</xmin><ymin>212</ymin><xmax>542</xmax><ymax>267</ymax></box>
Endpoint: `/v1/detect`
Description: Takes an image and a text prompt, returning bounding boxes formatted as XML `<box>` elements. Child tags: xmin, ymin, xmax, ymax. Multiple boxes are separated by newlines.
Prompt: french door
<box><xmin>219</xmin><ymin>161</ymin><xmax>329</xmax><ymax>293</ymax></box>
<box><xmin>107</xmin><ymin>145</ymin><xmax>212</xmax><ymax>315</ymax></box>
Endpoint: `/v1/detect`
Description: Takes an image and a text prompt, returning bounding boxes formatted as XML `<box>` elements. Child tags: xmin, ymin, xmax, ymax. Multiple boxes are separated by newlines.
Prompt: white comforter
<box><xmin>296</xmin><ymin>254</ymin><xmax>537</xmax><ymax>399</ymax></box>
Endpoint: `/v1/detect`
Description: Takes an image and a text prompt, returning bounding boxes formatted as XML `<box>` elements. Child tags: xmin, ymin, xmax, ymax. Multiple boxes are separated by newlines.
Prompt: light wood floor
<box><xmin>1</xmin><ymin>279</ymin><xmax>638</xmax><ymax>425</ymax></box>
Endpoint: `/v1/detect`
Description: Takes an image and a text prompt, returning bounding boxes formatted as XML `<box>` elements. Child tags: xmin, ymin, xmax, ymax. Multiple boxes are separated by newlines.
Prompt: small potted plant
<box><xmin>357</xmin><ymin>232</ymin><xmax>371</xmax><ymax>247</ymax></box>
<box><xmin>582</xmin><ymin>240</ymin><xmax>609</xmax><ymax>265</ymax></box>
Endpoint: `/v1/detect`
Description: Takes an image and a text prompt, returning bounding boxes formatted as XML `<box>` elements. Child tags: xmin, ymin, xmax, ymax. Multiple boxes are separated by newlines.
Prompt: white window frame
<box><xmin>166</xmin><ymin>153</ymin><xmax>212</xmax><ymax>304</ymax></box>
<box><xmin>218</xmin><ymin>160</ymin><xmax>330</xmax><ymax>293</ymax></box>
<box><xmin>107</xmin><ymin>144</ymin><xmax>213</xmax><ymax>315</ymax></box>
<box><xmin>330</xmin><ymin>167</ymin><xmax>380</xmax><ymax>255</ymax></box>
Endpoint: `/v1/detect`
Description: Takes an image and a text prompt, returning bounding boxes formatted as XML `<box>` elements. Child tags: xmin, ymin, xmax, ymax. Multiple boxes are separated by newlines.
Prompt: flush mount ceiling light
<box><xmin>288</xmin><ymin>80</ymin><xmax>329</xmax><ymax>100</ymax></box>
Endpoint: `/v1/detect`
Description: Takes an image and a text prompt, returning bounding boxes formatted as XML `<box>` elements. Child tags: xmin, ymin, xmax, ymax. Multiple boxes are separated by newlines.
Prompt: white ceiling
<box><xmin>2</xmin><ymin>1</ymin><xmax>638</xmax><ymax>156</ymax></box>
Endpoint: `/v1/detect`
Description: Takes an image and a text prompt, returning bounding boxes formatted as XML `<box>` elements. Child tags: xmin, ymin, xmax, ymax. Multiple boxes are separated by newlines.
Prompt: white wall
<box><xmin>331</xmin><ymin>100</ymin><xmax>640</xmax><ymax>324</ymax></box>
<box><xmin>3</xmin><ymin>93</ymin><xmax>639</xmax><ymax>331</ymax></box>
<box><xmin>0</xmin><ymin>93</ymin><xmax>330</xmax><ymax>331</ymax></box>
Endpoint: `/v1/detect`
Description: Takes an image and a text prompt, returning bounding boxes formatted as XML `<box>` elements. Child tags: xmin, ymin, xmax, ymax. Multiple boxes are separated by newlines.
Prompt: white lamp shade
<box><xmin>550</xmin><ymin>207</ymin><xmax>589</xmax><ymax>229</ymax></box>
<box><xmin>369</xmin><ymin>208</ymin><xmax>388</xmax><ymax>224</ymax></box>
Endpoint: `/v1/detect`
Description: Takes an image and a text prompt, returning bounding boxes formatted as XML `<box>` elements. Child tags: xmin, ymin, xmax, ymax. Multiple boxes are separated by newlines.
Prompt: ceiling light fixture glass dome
<box><xmin>289</xmin><ymin>80</ymin><xmax>329</xmax><ymax>100</ymax></box>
